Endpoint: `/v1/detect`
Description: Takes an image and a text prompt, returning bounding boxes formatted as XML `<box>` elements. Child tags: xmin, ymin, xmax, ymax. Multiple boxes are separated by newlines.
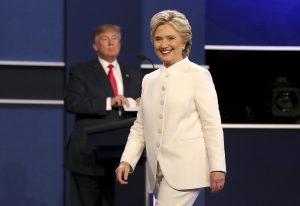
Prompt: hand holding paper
<box><xmin>123</xmin><ymin>97</ymin><xmax>140</xmax><ymax>112</ymax></box>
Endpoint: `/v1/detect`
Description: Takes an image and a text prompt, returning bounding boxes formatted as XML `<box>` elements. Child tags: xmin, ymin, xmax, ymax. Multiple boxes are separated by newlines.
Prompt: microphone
<box><xmin>137</xmin><ymin>53</ymin><xmax>156</xmax><ymax>70</ymax></box>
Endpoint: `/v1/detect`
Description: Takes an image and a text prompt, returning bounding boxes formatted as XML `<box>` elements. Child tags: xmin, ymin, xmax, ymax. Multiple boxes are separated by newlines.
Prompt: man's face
<box><xmin>93</xmin><ymin>29</ymin><xmax>121</xmax><ymax>62</ymax></box>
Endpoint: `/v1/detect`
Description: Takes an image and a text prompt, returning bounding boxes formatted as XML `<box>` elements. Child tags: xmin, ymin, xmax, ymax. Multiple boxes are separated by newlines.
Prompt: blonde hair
<box><xmin>92</xmin><ymin>24</ymin><xmax>121</xmax><ymax>43</ymax></box>
<box><xmin>150</xmin><ymin>10</ymin><xmax>192</xmax><ymax>57</ymax></box>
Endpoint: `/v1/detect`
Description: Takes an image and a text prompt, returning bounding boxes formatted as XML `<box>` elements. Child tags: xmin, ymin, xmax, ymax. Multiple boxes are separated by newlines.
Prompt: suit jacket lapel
<box><xmin>92</xmin><ymin>59</ymin><xmax>114</xmax><ymax>96</ymax></box>
<box><xmin>120</xmin><ymin>63</ymin><xmax>131</xmax><ymax>96</ymax></box>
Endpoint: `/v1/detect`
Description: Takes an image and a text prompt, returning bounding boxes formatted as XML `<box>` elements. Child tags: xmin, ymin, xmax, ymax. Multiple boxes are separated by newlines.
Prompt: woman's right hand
<box><xmin>115</xmin><ymin>161</ymin><xmax>132</xmax><ymax>184</ymax></box>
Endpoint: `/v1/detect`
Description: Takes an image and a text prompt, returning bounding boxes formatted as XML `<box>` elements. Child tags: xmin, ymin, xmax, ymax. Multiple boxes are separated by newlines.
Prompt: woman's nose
<box><xmin>160</xmin><ymin>39</ymin><xmax>169</xmax><ymax>47</ymax></box>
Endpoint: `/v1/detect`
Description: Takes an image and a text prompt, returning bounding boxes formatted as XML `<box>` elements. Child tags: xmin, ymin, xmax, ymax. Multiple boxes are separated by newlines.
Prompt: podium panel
<box><xmin>85</xmin><ymin>118</ymin><xmax>147</xmax><ymax>206</ymax></box>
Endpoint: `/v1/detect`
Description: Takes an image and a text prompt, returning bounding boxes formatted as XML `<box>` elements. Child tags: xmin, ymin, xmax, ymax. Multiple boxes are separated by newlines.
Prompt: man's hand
<box><xmin>111</xmin><ymin>95</ymin><xmax>129</xmax><ymax>107</ymax></box>
<box><xmin>135</xmin><ymin>97</ymin><xmax>141</xmax><ymax>107</ymax></box>
<box><xmin>115</xmin><ymin>161</ymin><xmax>132</xmax><ymax>184</ymax></box>
<box><xmin>210</xmin><ymin>171</ymin><xmax>226</xmax><ymax>193</ymax></box>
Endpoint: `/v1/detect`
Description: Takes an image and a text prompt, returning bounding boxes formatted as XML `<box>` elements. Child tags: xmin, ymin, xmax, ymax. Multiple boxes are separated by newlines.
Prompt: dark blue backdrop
<box><xmin>0</xmin><ymin>0</ymin><xmax>64</xmax><ymax>61</ymax></box>
<box><xmin>206</xmin><ymin>0</ymin><xmax>300</xmax><ymax>46</ymax></box>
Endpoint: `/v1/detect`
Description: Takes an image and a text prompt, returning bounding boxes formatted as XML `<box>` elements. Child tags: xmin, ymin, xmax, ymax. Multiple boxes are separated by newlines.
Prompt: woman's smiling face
<box><xmin>153</xmin><ymin>23</ymin><xmax>185</xmax><ymax>68</ymax></box>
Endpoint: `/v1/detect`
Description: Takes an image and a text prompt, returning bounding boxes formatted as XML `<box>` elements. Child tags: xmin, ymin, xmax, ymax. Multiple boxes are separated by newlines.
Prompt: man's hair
<box><xmin>92</xmin><ymin>24</ymin><xmax>121</xmax><ymax>43</ymax></box>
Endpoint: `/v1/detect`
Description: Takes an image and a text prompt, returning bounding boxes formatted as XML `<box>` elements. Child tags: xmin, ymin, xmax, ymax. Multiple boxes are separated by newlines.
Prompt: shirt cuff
<box><xmin>106</xmin><ymin>97</ymin><xmax>112</xmax><ymax>111</ymax></box>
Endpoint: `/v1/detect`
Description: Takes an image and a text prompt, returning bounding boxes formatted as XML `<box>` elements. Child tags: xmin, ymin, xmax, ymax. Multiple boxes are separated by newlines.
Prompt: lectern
<box><xmin>84</xmin><ymin>118</ymin><xmax>147</xmax><ymax>206</ymax></box>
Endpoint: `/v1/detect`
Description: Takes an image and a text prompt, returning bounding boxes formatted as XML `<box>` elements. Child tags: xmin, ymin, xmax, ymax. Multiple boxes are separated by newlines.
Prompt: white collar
<box><xmin>97</xmin><ymin>57</ymin><xmax>118</xmax><ymax>70</ymax></box>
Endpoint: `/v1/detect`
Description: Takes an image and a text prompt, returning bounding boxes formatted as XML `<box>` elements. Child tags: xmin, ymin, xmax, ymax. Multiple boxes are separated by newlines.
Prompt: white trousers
<box><xmin>153</xmin><ymin>164</ymin><xmax>202</xmax><ymax>206</ymax></box>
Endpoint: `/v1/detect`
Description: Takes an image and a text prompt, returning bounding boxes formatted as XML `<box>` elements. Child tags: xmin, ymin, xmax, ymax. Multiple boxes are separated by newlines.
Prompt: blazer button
<box><xmin>158</xmin><ymin>114</ymin><xmax>163</xmax><ymax>119</ymax></box>
<box><xmin>158</xmin><ymin>128</ymin><xmax>162</xmax><ymax>134</ymax></box>
<box><xmin>161</xmin><ymin>86</ymin><xmax>166</xmax><ymax>91</ymax></box>
<box><xmin>160</xmin><ymin>100</ymin><xmax>164</xmax><ymax>105</ymax></box>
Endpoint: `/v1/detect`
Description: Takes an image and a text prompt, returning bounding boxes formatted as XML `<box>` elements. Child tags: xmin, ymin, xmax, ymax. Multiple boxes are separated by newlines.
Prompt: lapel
<box><xmin>91</xmin><ymin>59</ymin><xmax>114</xmax><ymax>96</ymax></box>
<box><xmin>120</xmin><ymin>63</ymin><xmax>130</xmax><ymax>96</ymax></box>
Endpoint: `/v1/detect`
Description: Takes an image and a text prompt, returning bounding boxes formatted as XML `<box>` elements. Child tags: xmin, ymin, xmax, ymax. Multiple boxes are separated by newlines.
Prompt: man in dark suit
<box><xmin>64</xmin><ymin>24</ymin><xmax>141</xmax><ymax>206</ymax></box>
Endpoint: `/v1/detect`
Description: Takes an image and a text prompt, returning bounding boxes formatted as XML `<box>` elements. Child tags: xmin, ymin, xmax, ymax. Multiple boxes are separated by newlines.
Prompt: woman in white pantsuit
<box><xmin>116</xmin><ymin>10</ymin><xmax>226</xmax><ymax>206</ymax></box>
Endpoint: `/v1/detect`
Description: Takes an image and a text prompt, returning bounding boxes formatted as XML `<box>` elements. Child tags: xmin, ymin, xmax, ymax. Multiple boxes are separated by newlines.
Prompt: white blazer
<box><xmin>120</xmin><ymin>58</ymin><xmax>226</xmax><ymax>193</ymax></box>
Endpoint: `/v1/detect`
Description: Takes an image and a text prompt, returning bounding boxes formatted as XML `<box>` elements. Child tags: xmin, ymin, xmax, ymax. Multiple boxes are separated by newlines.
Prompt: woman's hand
<box><xmin>115</xmin><ymin>161</ymin><xmax>132</xmax><ymax>184</ymax></box>
<box><xmin>210</xmin><ymin>171</ymin><xmax>226</xmax><ymax>193</ymax></box>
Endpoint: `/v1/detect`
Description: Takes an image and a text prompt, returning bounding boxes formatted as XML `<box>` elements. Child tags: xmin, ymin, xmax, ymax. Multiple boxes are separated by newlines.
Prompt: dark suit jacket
<box><xmin>64</xmin><ymin>59</ymin><xmax>141</xmax><ymax>176</ymax></box>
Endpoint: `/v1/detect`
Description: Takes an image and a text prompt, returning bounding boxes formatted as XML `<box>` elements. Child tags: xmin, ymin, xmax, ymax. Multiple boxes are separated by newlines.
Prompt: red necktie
<box><xmin>107</xmin><ymin>64</ymin><xmax>118</xmax><ymax>96</ymax></box>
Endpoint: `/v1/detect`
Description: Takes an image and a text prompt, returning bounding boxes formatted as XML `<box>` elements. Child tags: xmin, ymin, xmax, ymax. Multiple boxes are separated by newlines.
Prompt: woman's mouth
<box><xmin>160</xmin><ymin>49</ymin><xmax>172</xmax><ymax>54</ymax></box>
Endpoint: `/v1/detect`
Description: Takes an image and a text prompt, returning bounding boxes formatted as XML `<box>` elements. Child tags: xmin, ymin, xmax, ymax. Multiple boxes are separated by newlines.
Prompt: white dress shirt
<box><xmin>98</xmin><ymin>57</ymin><xmax>124</xmax><ymax>110</ymax></box>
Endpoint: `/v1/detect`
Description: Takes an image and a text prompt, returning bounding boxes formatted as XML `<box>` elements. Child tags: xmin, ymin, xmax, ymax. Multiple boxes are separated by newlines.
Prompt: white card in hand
<box><xmin>124</xmin><ymin>97</ymin><xmax>139</xmax><ymax>111</ymax></box>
